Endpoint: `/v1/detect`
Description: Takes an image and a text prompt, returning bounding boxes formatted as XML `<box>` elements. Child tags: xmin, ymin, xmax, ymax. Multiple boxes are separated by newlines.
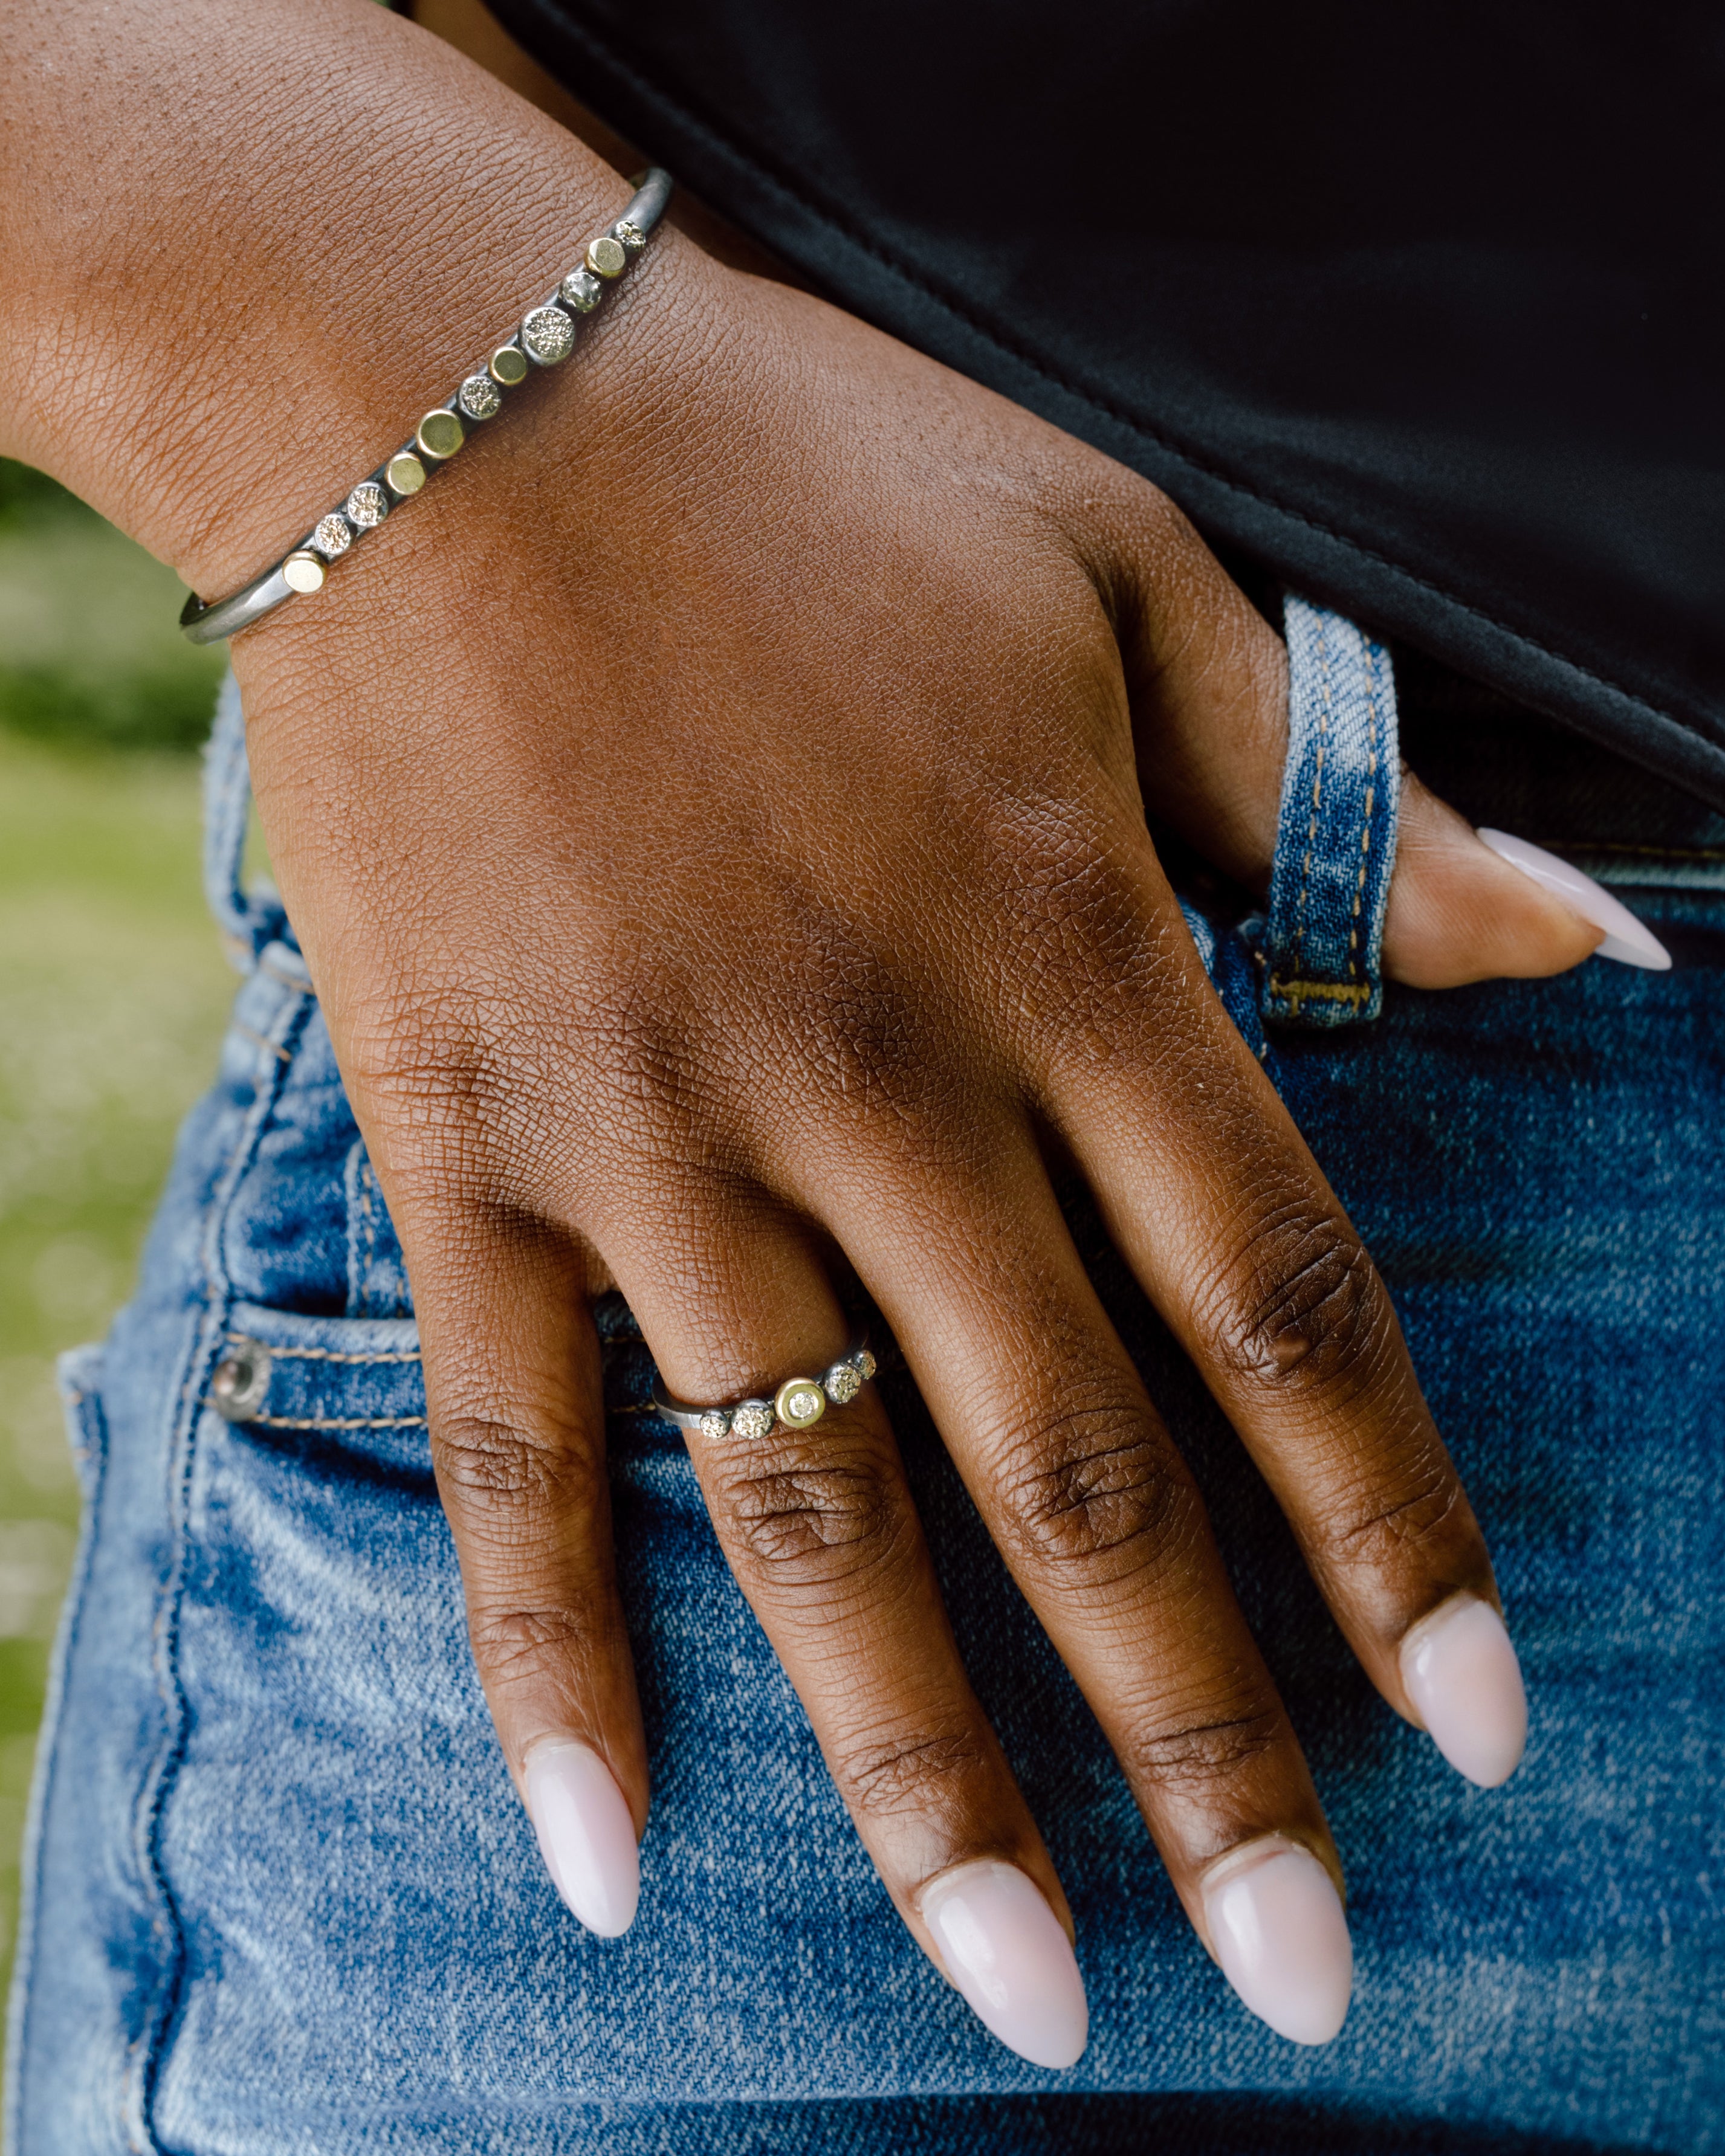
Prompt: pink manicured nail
<box><xmin>523</xmin><ymin>1741</ymin><xmax>639</xmax><ymax>1937</ymax></box>
<box><xmin>921</xmin><ymin>1862</ymin><xmax>1089</xmax><ymax>2068</ymax></box>
<box><xmin>1202</xmin><ymin>1840</ymin><xmax>1353</xmax><ymax>2045</ymax></box>
<box><xmin>1400</xmin><ymin>1594</ymin><xmax>1527</xmax><ymax>1789</ymax></box>
<box><xmin>1478</xmin><ymin>829</ymin><xmax>1672</xmax><ymax>969</ymax></box>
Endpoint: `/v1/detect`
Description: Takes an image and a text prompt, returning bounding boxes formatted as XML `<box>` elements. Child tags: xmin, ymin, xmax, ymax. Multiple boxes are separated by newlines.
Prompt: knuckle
<box><xmin>994</xmin><ymin>1392</ymin><xmax>1194</xmax><ymax>1593</ymax></box>
<box><xmin>339</xmin><ymin>981</ymin><xmax>476</xmax><ymax>1099</ymax></box>
<box><xmin>467</xmin><ymin>1602</ymin><xmax>589</xmax><ymax>1682</ymax></box>
<box><xmin>342</xmin><ymin>960</ymin><xmax>719</xmax><ymax>1199</ymax></box>
<box><xmin>1125</xmin><ymin>1702</ymin><xmax>1288</xmax><ymax>1795</ymax></box>
<box><xmin>830</xmin><ymin>1728</ymin><xmax>991</xmax><ymax>1821</ymax></box>
<box><xmin>435</xmin><ymin>1413</ymin><xmax>547</xmax><ymax>1501</ymax></box>
<box><xmin>433</xmin><ymin>1410</ymin><xmax>594</xmax><ymax>1511</ymax></box>
<box><xmin>969</xmin><ymin>787</ymin><xmax>1188</xmax><ymax>1056</ymax></box>
<box><xmin>464</xmin><ymin>1589</ymin><xmax>625</xmax><ymax>1699</ymax></box>
<box><xmin>986</xmin><ymin>792</ymin><xmax>1142</xmax><ymax>963</ymax></box>
<box><xmin>709</xmin><ymin>1438</ymin><xmax>908</xmax><ymax>1592</ymax></box>
<box><xmin>580</xmin><ymin>969</ymin><xmax>711</xmax><ymax>1132</ymax></box>
<box><xmin>1326</xmin><ymin>1445</ymin><xmax>1468</xmax><ymax>1566</ymax></box>
<box><xmin>340</xmin><ymin>994</ymin><xmax>515</xmax><ymax>1188</ymax></box>
<box><xmin>1205</xmin><ymin>1201</ymin><xmax>1393</xmax><ymax>1397</ymax></box>
<box><xmin>776</xmin><ymin>918</ymin><xmax>936</xmax><ymax>1125</ymax></box>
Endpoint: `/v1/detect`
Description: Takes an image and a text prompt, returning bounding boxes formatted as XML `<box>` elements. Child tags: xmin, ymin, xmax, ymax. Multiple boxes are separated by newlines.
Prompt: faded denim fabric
<box><xmin>1262</xmin><ymin>597</ymin><xmax>1401</xmax><ymax>1028</ymax></box>
<box><xmin>10</xmin><ymin>665</ymin><xmax>1725</xmax><ymax>2154</ymax></box>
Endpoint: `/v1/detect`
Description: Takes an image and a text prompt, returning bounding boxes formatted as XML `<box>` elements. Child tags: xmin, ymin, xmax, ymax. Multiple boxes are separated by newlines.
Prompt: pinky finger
<box><xmin>406</xmin><ymin>1205</ymin><xmax>647</xmax><ymax>1938</ymax></box>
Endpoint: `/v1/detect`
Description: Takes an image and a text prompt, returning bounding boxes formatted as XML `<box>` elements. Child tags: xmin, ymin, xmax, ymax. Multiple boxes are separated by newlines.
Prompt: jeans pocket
<box><xmin>144</xmin><ymin>1303</ymin><xmax>506</xmax><ymax>2146</ymax></box>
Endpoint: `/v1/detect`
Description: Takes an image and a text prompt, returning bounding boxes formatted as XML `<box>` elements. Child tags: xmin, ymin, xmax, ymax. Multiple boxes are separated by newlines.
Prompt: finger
<box><xmin>1382</xmin><ymin>782</ymin><xmax>1609</xmax><ymax>984</ymax></box>
<box><xmin>404</xmin><ymin>1204</ymin><xmax>647</xmax><ymax>1938</ymax></box>
<box><xmin>1084</xmin><ymin>483</ymin><xmax>1604</xmax><ymax>983</ymax></box>
<box><xmin>813</xmin><ymin>1123</ymin><xmax>1356</xmax><ymax>2047</ymax></box>
<box><xmin>605</xmin><ymin>1196</ymin><xmax>1090</xmax><ymax>2067</ymax></box>
<box><xmin>1027</xmin><ymin>856</ymin><xmax>1528</xmax><ymax>1790</ymax></box>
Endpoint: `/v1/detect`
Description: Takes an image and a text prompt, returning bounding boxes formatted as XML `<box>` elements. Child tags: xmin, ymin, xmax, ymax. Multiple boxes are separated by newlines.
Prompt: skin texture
<box><xmin>2</xmin><ymin>0</ymin><xmax>1597</xmax><ymax>2000</ymax></box>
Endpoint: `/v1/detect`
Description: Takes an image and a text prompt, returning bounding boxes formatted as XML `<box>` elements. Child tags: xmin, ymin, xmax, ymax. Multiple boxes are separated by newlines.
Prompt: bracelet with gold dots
<box><xmin>180</xmin><ymin>167</ymin><xmax>673</xmax><ymax>646</ymax></box>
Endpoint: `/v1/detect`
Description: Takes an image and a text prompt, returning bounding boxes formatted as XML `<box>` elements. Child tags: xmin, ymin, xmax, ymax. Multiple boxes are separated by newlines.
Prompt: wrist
<box><xmin>0</xmin><ymin>0</ymin><xmax>661</xmax><ymax>593</ymax></box>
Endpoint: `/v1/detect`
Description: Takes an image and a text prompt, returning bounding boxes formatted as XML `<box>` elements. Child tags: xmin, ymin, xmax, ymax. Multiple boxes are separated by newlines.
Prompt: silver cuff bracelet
<box><xmin>179</xmin><ymin>167</ymin><xmax>673</xmax><ymax>645</ymax></box>
<box><xmin>651</xmin><ymin>1341</ymin><xmax>878</xmax><ymax>1443</ymax></box>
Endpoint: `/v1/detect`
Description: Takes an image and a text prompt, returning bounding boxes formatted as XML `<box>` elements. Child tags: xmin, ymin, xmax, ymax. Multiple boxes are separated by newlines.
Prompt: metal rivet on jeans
<box><xmin>210</xmin><ymin>1346</ymin><xmax>272</xmax><ymax>1422</ymax></box>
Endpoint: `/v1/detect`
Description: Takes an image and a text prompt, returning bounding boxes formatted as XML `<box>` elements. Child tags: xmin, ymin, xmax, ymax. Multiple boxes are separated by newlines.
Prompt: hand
<box><xmin>238</xmin><ymin>213</ymin><xmax>1566</xmax><ymax>2059</ymax></box>
<box><xmin>5</xmin><ymin>0</ymin><xmax>1576</xmax><ymax>2063</ymax></box>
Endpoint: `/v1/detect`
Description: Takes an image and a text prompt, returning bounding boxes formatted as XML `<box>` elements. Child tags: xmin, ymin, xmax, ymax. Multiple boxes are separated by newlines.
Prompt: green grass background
<box><xmin>0</xmin><ymin>459</ymin><xmax>235</xmax><ymax>1998</ymax></box>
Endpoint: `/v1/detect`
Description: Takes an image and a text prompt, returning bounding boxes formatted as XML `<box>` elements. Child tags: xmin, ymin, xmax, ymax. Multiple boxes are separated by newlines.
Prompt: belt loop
<box><xmin>1261</xmin><ymin>596</ymin><xmax>1401</xmax><ymax>1028</ymax></box>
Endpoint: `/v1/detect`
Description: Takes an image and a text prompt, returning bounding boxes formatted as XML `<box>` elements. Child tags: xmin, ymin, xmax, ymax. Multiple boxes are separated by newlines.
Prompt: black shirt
<box><xmin>493</xmin><ymin>0</ymin><xmax>1725</xmax><ymax>805</ymax></box>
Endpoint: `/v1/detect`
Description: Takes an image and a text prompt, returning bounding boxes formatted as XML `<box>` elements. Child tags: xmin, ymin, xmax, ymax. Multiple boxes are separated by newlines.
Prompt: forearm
<box><xmin>0</xmin><ymin>0</ymin><xmax>646</xmax><ymax>593</ymax></box>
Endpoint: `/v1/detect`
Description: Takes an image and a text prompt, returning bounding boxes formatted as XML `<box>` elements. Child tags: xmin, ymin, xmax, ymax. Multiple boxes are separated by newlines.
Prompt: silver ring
<box><xmin>651</xmin><ymin>1340</ymin><xmax>876</xmax><ymax>1443</ymax></box>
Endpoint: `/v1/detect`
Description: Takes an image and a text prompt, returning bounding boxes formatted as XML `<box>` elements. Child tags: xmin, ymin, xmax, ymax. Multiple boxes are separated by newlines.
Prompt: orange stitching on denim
<box><xmin>144</xmin><ymin>956</ymin><xmax>314</xmax><ymax>2140</ymax></box>
<box><xmin>250</xmin><ymin>1414</ymin><xmax>427</xmax><ymax>1430</ymax></box>
<box><xmin>225</xmin><ymin>1333</ymin><xmax>421</xmax><ymax>1365</ymax></box>
<box><xmin>1266</xmin><ymin>975</ymin><xmax>1373</xmax><ymax>1010</ymax></box>
<box><xmin>235</xmin><ymin>1023</ymin><xmax>291</xmax><ymax>1065</ymax></box>
<box><xmin>359</xmin><ymin>1158</ymin><xmax>379</xmax><ymax>1286</ymax></box>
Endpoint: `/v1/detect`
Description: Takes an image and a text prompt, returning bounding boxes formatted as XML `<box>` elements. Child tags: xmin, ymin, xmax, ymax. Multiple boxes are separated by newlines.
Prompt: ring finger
<box><xmin>605</xmin><ymin>1197</ymin><xmax>1093</xmax><ymax>2067</ymax></box>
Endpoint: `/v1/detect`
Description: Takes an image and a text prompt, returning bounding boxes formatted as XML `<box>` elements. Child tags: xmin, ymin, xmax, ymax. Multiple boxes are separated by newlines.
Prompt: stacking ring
<box><xmin>651</xmin><ymin>1340</ymin><xmax>877</xmax><ymax>1443</ymax></box>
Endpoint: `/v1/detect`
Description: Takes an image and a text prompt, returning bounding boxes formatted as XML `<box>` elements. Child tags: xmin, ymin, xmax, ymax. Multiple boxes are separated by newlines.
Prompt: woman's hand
<box><xmin>5</xmin><ymin>0</ymin><xmax>1573</xmax><ymax>2064</ymax></box>
<box><xmin>242</xmin><ymin>209</ymin><xmax>1556</xmax><ymax>2059</ymax></box>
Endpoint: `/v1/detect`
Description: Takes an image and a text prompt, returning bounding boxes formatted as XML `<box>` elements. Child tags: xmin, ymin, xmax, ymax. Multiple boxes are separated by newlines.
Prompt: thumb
<box><xmin>1102</xmin><ymin>502</ymin><xmax>1653</xmax><ymax>984</ymax></box>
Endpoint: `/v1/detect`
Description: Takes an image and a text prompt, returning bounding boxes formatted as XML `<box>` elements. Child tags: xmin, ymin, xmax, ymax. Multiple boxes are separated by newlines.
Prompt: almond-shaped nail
<box><xmin>1477</xmin><ymin>829</ymin><xmax>1672</xmax><ymax>969</ymax></box>
<box><xmin>1202</xmin><ymin>1839</ymin><xmax>1353</xmax><ymax>2045</ymax></box>
<box><xmin>922</xmin><ymin>1862</ymin><xmax>1088</xmax><ymax>2068</ymax></box>
<box><xmin>1400</xmin><ymin>1593</ymin><xmax>1527</xmax><ymax>1789</ymax></box>
<box><xmin>523</xmin><ymin>1740</ymin><xmax>639</xmax><ymax>1937</ymax></box>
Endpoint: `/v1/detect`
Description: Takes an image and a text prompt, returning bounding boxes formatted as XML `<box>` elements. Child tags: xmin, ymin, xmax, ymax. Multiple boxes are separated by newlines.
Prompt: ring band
<box><xmin>651</xmin><ymin>1340</ymin><xmax>876</xmax><ymax>1443</ymax></box>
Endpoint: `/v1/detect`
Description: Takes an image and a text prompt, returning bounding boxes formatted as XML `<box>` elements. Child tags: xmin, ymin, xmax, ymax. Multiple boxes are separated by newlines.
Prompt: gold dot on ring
<box><xmin>586</xmin><ymin>234</ymin><xmax>627</xmax><ymax>279</ymax></box>
<box><xmin>775</xmin><ymin>1378</ymin><xmax>827</xmax><ymax>1429</ymax></box>
<box><xmin>385</xmin><ymin>453</ymin><xmax>426</xmax><ymax>496</ymax></box>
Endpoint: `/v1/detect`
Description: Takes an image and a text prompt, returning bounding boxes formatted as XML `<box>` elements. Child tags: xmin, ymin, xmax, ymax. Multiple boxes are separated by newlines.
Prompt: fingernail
<box><xmin>1400</xmin><ymin>1592</ymin><xmax>1528</xmax><ymax>1789</ymax></box>
<box><xmin>1201</xmin><ymin>1839</ymin><xmax>1353</xmax><ymax>2045</ymax></box>
<box><xmin>921</xmin><ymin>1862</ymin><xmax>1089</xmax><ymax>2068</ymax></box>
<box><xmin>1477</xmin><ymin>829</ymin><xmax>1672</xmax><ymax>970</ymax></box>
<box><xmin>523</xmin><ymin>1740</ymin><xmax>639</xmax><ymax>1937</ymax></box>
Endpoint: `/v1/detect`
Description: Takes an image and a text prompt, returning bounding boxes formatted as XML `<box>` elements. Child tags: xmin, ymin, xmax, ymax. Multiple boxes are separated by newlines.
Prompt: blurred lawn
<box><xmin>0</xmin><ymin>460</ymin><xmax>233</xmax><ymax>1995</ymax></box>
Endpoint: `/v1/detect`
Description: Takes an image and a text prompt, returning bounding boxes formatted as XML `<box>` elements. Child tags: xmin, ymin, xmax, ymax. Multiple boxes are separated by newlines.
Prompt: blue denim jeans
<box><xmin>12</xmin><ymin>632</ymin><xmax>1725</xmax><ymax>2154</ymax></box>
